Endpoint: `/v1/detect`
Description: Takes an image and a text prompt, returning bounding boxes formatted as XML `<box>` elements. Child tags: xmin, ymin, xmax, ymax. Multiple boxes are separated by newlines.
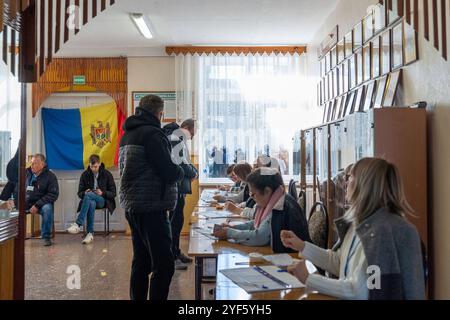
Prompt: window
<box><xmin>176</xmin><ymin>53</ymin><xmax>321</xmax><ymax>183</ymax></box>
<box><xmin>0</xmin><ymin>62</ymin><xmax>21</xmax><ymax>183</ymax></box>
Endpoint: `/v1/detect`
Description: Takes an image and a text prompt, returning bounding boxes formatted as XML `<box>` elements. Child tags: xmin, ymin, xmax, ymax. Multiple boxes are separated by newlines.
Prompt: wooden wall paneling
<box><xmin>39</xmin><ymin>0</ymin><xmax>45</xmax><ymax>75</ymax></box>
<box><xmin>47</xmin><ymin>0</ymin><xmax>53</xmax><ymax>65</ymax></box>
<box><xmin>10</xmin><ymin>28</ymin><xmax>16</xmax><ymax>75</ymax></box>
<box><xmin>432</xmin><ymin>0</ymin><xmax>439</xmax><ymax>50</ymax></box>
<box><xmin>55</xmin><ymin>0</ymin><xmax>61</xmax><ymax>52</ymax></box>
<box><xmin>74</xmin><ymin>0</ymin><xmax>80</xmax><ymax>34</ymax></box>
<box><xmin>83</xmin><ymin>0</ymin><xmax>88</xmax><ymax>25</ymax></box>
<box><xmin>405</xmin><ymin>0</ymin><xmax>411</xmax><ymax>24</ymax></box>
<box><xmin>64</xmin><ymin>0</ymin><xmax>70</xmax><ymax>43</ymax></box>
<box><xmin>441</xmin><ymin>0</ymin><xmax>447</xmax><ymax>60</ymax></box>
<box><xmin>19</xmin><ymin>0</ymin><xmax>37</xmax><ymax>83</ymax></box>
<box><xmin>2</xmin><ymin>25</ymin><xmax>8</xmax><ymax>64</ymax></box>
<box><xmin>0</xmin><ymin>0</ymin><xmax>4</xmax><ymax>31</ymax></box>
<box><xmin>414</xmin><ymin>0</ymin><xmax>419</xmax><ymax>31</ymax></box>
<box><xmin>424</xmin><ymin>0</ymin><xmax>430</xmax><ymax>40</ymax></box>
<box><xmin>92</xmin><ymin>0</ymin><xmax>97</xmax><ymax>18</ymax></box>
<box><xmin>398</xmin><ymin>0</ymin><xmax>404</xmax><ymax>17</ymax></box>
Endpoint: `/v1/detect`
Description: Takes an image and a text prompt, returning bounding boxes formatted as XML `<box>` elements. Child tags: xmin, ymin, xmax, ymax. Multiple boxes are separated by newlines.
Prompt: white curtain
<box><xmin>0</xmin><ymin>61</ymin><xmax>21</xmax><ymax>182</ymax></box>
<box><xmin>175</xmin><ymin>52</ymin><xmax>321</xmax><ymax>181</ymax></box>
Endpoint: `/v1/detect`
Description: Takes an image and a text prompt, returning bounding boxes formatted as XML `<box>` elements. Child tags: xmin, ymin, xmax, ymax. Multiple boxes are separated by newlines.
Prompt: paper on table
<box><xmin>263</xmin><ymin>254</ymin><xmax>294</xmax><ymax>267</ymax></box>
<box><xmin>263</xmin><ymin>254</ymin><xmax>318</xmax><ymax>274</ymax></box>
<box><xmin>200</xmin><ymin>211</ymin><xmax>234</xmax><ymax>219</ymax></box>
<box><xmin>220</xmin><ymin>265</ymin><xmax>304</xmax><ymax>294</ymax></box>
<box><xmin>193</xmin><ymin>227</ymin><xmax>218</xmax><ymax>240</ymax></box>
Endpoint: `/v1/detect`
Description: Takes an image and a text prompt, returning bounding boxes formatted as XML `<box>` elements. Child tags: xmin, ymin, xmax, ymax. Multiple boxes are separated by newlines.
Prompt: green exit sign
<box><xmin>73</xmin><ymin>75</ymin><xmax>86</xmax><ymax>85</ymax></box>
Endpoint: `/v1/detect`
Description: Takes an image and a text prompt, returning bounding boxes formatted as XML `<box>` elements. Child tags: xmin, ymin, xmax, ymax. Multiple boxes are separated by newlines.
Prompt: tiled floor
<box><xmin>25</xmin><ymin>234</ymin><xmax>194</xmax><ymax>300</ymax></box>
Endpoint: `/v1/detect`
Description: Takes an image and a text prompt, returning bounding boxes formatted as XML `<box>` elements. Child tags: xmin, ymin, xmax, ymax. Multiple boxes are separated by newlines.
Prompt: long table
<box><xmin>188</xmin><ymin>206</ymin><xmax>273</xmax><ymax>300</ymax></box>
<box><xmin>188</xmin><ymin>190</ymin><xmax>334</xmax><ymax>301</ymax></box>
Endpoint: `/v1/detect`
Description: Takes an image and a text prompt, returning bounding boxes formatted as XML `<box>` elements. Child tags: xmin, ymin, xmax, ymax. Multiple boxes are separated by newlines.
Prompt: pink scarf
<box><xmin>254</xmin><ymin>186</ymin><xmax>285</xmax><ymax>228</ymax></box>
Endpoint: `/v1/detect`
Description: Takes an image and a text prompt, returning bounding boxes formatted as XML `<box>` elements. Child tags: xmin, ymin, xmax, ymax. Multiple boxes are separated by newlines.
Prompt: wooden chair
<box><xmin>83</xmin><ymin>208</ymin><xmax>110</xmax><ymax>237</ymax></box>
<box><xmin>29</xmin><ymin>211</ymin><xmax>55</xmax><ymax>239</ymax></box>
<box><xmin>297</xmin><ymin>190</ymin><xmax>306</xmax><ymax>213</ymax></box>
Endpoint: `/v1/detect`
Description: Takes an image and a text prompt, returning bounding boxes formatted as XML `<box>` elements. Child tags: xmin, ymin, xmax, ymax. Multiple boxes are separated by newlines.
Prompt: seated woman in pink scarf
<box><xmin>213</xmin><ymin>168</ymin><xmax>310</xmax><ymax>253</ymax></box>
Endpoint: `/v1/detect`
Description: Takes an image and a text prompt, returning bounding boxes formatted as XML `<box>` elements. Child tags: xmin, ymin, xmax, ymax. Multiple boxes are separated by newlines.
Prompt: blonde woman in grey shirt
<box><xmin>282</xmin><ymin>158</ymin><xmax>425</xmax><ymax>300</ymax></box>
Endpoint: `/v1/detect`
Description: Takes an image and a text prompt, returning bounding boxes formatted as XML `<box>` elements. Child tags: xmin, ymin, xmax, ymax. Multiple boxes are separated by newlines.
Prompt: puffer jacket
<box><xmin>162</xmin><ymin>122</ymin><xmax>198</xmax><ymax>194</ymax></box>
<box><xmin>119</xmin><ymin>107</ymin><xmax>184</xmax><ymax>213</ymax></box>
<box><xmin>77</xmin><ymin>163</ymin><xmax>117</xmax><ymax>214</ymax></box>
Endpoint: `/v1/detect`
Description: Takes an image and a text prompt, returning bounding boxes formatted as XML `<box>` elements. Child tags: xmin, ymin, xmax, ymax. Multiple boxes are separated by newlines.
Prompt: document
<box><xmin>263</xmin><ymin>254</ymin><xmax>318</xmax><ymax>273</ymax></box>
<box><xmin>220</xmin><ymin>265</ymin><xmax>305</xmax><ymax>293</ymax></box>
<box><xmin>199</xmin><ymin>210</ymin><xmax>234</xmax><ymax>219</ymax></box>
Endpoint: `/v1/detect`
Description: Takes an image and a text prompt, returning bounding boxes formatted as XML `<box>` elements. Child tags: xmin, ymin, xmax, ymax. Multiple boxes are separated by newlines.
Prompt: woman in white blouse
<box><xmin>281</xmin><ymin>158</ymin><xmax>425</xmax><ymax>300</ymax></box>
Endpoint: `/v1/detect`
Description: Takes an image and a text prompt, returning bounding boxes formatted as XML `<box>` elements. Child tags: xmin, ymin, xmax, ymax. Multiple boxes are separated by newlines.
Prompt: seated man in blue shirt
<box><xmin>26</xmin><ymin>154</ymin><xmax>59</xmax><ymax>247</ymax></box>
<box><xmin>67</xmin><ymin>155</ymin><xmax>116</xmax><ymax>244</ymax></box>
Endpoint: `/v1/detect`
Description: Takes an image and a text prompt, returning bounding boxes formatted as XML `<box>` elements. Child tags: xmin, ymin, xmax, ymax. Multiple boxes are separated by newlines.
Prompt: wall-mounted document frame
<box><xmin>363</xmin><ymin>80</ymin><xmax>376</xmax><ymax>111</ymax></box>
<box><xmin>354</xmin><ymin>85</ymin><xmax>366</xmax><ymax>113</ymax></box>
<box><xmin>388</xmin><ymin>0</ymin><xmax>402</xmax><ymax>27</ymax></box>
<box><xmin>392</xmin><ymin>20</ymin><xmax>404</xmax><ymax>70</ymax></box>
<box><xmin>371</xmin><ymin>37</ymin><xmax>381</xmax><ymax>79</ymax></box>
<box><xmin>404</xmin><ymin>20</ymin><xmax>418</xmax><ymax>66</ymax></box>
<box><xmin>132</xmin><ymin>91</ymin><xmax>177</xmax><ymax>122</ymax></box>
<box><xmin>354</xmin><ymin>21</ymin><xmax>363</xmax><ymax>51</ymax></box>
<box><xmin>363</xmin><ymin>42</ymin><xmax>372</xmax><ymax>82</ymax></box>
<box><xmin>380</xmin><ymin>29</ymin><xmax>392</xmax><ymax>76</ymax></box>
<box><xmin>384</xmin><ymin>69</ymin><xmax>402</xmax><ymax>107</ymax></box>
<box><xmin>363</xmin><ymin>12</ymin><xmax>374</xmax><ymax>43</ymax></box>
<box><xmin>345</xmin><ymin>31</ymin><xmax>354</xmax><ymax>58</ymax></box>
<box><xmin>356</xmin><ymin>48</ymin><xmax>364</xmax><ymax>86</ymax></box>
<box><xmin>373</xmin><ymin>75</ymin><xmax>388</xmax><ymax>108</ymax></box>
<box><xmin>373</xmin><ymin>2</ymin><xmax>387</xmax><ymax>35</ymax></box>
<box><xmin>337</xmin><ymin>39</ymin><xmax>345</xmax><ymax>64</ymax></box>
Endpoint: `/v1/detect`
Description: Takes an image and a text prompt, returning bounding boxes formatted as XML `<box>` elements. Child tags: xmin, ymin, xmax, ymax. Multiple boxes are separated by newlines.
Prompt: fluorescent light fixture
<box><xmin>130</xmin><ymin>13</ymin><xmax>153</xmax><ymax>39</ymax></box>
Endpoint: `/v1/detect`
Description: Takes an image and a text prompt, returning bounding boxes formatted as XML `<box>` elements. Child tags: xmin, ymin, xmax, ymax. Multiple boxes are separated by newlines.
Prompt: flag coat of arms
<box><xmin>42</xmin><ymin>102</ymin><xmax>119</xmax><ymax>170</ymax></box>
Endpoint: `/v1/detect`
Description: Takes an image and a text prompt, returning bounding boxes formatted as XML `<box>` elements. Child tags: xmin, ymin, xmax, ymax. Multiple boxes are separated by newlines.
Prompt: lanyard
<box><xmin>344</xmin><ymin>234</ymin><xmax>360</xmax><ymax>278</ymax></box>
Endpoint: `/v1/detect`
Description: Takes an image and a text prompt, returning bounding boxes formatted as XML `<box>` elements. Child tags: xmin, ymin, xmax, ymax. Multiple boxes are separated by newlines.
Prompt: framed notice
<box><xmin>132</xmin><ymin>91</ymin><xmax>177</xmax><ymax>122</ymax></box>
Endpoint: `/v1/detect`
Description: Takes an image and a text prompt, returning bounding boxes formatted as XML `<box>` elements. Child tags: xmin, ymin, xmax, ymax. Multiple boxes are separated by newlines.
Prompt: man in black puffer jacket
<box><xmin>163</xmin><ymin>119</ymin><xmax>198</xmax><ymax>270</ymax></box>
<box><xmin>119</xmin><ymin>94</ymin><xmax>184</xmax><ymax>301</ymax></box>
<box><xmin>66</xmin><ymin>155</ymin><xmax>116</xmax><ymax>245</ymax></box>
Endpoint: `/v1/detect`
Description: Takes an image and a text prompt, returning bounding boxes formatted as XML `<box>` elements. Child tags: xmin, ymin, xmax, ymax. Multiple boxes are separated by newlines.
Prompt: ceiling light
<box><xmin>130</xmin><ymin>13</ymin><xmax>153</xmax><ymax>39</ymax></box>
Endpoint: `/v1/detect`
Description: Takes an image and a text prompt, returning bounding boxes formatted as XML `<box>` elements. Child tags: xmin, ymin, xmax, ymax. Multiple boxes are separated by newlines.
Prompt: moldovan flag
<box><xmin>42</xmin><ymin>102</ymin><xmax>118</xmax><ymax>170</ymax></box>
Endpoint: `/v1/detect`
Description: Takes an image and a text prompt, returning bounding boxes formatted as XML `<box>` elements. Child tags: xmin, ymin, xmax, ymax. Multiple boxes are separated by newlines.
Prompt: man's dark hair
<box><xmin>33</xmin><ymin>154</ymin><xmax>47</xmax><ymax>165</ymax></box>
<box><xmin>247</xmin><ymin>168</ymin><xmax>284</xmax><ymax>193</ymax></box>
<box><xmin>89</xmin><ymin>154</ymin><xmax>100</xmax><ymax>165</ymax></box>
<box><xmin>139</xmin><ymin>95</ymin><xmax>164</xmax><ymax>115</ymax></box>
<box><xmin>181</xmin><ymin>119</ymin><xmax>195</xmax><ymax>131</ymax></box>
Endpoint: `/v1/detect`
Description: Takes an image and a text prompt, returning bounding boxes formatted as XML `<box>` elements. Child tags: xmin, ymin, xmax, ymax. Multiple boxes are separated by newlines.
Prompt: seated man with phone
<box><xmin>67</xmin><ymin>155</ymin><xmax>116</xmax><ymax>244</ymax></box>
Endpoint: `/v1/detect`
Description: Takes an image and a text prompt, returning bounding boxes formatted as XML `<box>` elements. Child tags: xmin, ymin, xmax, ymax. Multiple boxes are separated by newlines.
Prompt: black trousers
<box><xmin>169</xmin><ymin>193</ymin><xmax>186</xmax><ymax>257</ymax></box>
<box><xmin>126</xmin><ymin>211</ymin><xmax>175</xmax><ymax>301</ymax></box>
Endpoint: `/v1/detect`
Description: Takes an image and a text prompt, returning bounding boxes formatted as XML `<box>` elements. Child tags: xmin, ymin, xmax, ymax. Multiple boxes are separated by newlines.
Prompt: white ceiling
<box><xmin>57</xmin><ymin>0</ymin><xmax>339</xmax><ymax>57</ymax></box>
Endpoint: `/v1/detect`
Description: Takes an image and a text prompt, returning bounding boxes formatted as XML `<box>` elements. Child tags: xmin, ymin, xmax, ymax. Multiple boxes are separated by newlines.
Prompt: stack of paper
<box><xmin>220</xmin><ymin>266</ymin><xmax>304</xmax><ymax>293</ymax></box>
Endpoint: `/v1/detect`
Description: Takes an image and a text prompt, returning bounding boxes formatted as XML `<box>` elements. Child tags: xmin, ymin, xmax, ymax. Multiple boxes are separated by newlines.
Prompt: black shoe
<box><xmin>178</xmin><ymin>252</ymin><xmax>193</xmax><ymax>264</ymax></box>
<box><xmin>43</xmin><ymin>239</ymin><xmax>52</xmax><ymax>247</ymax></box>
<box><xmin>175</xmin><ymin>259</ymin><xmax>188</xmax><ymax>270</ymax></box>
